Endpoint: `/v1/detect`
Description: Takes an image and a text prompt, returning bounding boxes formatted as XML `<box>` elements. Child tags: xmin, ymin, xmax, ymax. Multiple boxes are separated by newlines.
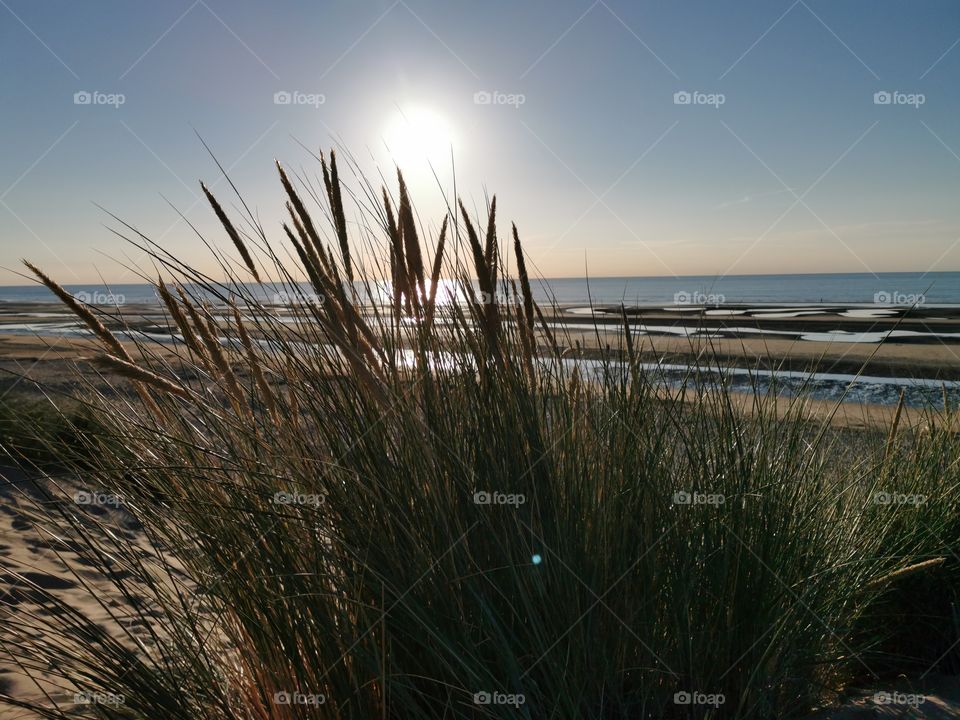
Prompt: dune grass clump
<box><xmin>1</xmin><ymin>149</ymin><xmax>959</xmax><ymax>719</ymax></box>
<box><xmin>0</xmin><ymin>396</ymin><xmax>100</xmax><ymax>468</ymax></box>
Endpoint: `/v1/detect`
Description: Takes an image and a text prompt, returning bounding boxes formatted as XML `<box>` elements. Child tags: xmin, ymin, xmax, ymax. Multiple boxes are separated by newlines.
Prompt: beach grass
<box><xmin>1</xmin><ymin>151</ymin><xmax>958</xmax><ymax>718</ymax></box>
<box><xmin>0</xmin><ymin>395</ymin><xmax>100</xmax><ymax>468</ymax></box>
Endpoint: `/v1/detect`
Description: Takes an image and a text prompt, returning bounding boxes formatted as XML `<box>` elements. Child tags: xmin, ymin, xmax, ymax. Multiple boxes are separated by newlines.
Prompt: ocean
<box><xmin>0</xmin><ymin>272</ymin><xmax>958</xmax><ymax>306</ymax></box>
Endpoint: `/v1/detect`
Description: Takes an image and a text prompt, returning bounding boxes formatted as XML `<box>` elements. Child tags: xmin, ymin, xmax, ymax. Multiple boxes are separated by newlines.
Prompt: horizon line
<box><xmin>2</xmin><ymin>268</ymin><xmax>960</xmax><ymax>289</ymax></box>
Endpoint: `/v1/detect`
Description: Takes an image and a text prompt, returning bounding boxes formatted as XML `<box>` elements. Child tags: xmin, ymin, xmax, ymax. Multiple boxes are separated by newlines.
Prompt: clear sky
<box><xmin>1</xmin><ymin>0</ymin><xmax>958</xmax><ymax>285</ymax></box>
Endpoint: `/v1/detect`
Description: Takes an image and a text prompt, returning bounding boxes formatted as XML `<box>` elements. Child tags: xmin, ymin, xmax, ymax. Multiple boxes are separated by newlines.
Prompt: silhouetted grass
<box><xmin>1</xmin><ymin>150</ymin><xmax>958</xmax><ymax>719</ymax></box>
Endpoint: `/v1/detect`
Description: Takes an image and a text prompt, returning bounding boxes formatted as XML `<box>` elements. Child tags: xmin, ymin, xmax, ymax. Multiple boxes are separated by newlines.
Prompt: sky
<box><xmin>1</xmin><ymin>0</ymin><xmax>959</xmax><ymax>285</ymax></box>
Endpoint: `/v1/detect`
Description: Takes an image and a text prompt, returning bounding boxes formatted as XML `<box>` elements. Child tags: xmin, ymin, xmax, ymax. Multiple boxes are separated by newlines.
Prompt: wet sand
<box><xmin>545</xmin><ymin>303</ymin><xmax>960</xmax><ymax>380</ymax></box>
<box><xmin>3</xmin><ymin>300</ymin><xmax>958</xmax><ymax>381</ymax></box>
<box><xmin>0</xmin><ymin>325</ymin><xmax>954</xmax><ymax>447</ymax></box>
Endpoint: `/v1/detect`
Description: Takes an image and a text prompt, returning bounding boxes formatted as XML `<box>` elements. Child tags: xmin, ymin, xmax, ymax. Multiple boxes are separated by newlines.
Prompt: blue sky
<box><xmin>1</xmin><ymin>0</ymin><xmax>958</xmax><ymax>284</ymax></box>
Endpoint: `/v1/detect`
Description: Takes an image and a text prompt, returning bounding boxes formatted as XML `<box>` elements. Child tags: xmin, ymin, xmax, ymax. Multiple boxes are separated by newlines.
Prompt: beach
<box><xmin>1</xmin><ymin>306</ymin><xmax>958</xmax><ymax>717</ymax></box>
<box><xmin>4</xmin><ymin>0</ymin><xmax>960</xmax><ymax>714</ymax></box>
<box><xmin>3</xmin><ymin>297</ymin><xmax>959</xmax><ymax>408</ymax></box>
<box><xmin>2</xmin><ymin>277</ymin><xmax>959</xmax><ymax>718</ymax></box>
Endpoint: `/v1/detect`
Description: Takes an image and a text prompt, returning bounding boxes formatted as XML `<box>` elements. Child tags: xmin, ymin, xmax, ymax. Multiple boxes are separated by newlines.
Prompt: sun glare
<box><xmin>381</xmin><ymin>106</ymin><xmax>455</xmax><ymax>175</ymax></box>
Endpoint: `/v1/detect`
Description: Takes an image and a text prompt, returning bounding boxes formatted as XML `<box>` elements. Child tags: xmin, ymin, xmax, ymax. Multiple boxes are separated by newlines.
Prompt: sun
<box><xmin>381</xmin><ymin>106</ymin><xmax>455</xmax><ymax>176</ymax></box>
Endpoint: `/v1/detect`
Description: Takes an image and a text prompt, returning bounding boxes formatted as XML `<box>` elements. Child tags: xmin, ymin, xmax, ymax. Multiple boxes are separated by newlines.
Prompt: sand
<box><xmin>0</xmin><ymin>466</ymin><xmax>169</xmax><ymax>718</ymax></box>
<box><xmin>0</xmin><ymin>331</ymin><xmax>954</xmax><ymax>432</ymax></box>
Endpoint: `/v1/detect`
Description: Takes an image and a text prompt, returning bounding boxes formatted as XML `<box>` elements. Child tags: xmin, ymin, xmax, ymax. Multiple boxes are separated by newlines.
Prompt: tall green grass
<box><xmin>1</xmin><ymin>150</ymin><xmax>958</xmax><ymax>718</ymax></box>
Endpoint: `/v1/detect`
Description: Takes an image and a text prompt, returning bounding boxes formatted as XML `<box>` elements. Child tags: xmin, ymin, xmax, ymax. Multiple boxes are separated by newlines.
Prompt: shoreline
<box><xmin>2</xmin><ymin>299</ymin><xmax>959</xmax><ymax>410</ymax></box>
<box><xmin>1</xmin><ymin>330</ymin><xmax>957</xmax><ymax>416</ymax></box>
